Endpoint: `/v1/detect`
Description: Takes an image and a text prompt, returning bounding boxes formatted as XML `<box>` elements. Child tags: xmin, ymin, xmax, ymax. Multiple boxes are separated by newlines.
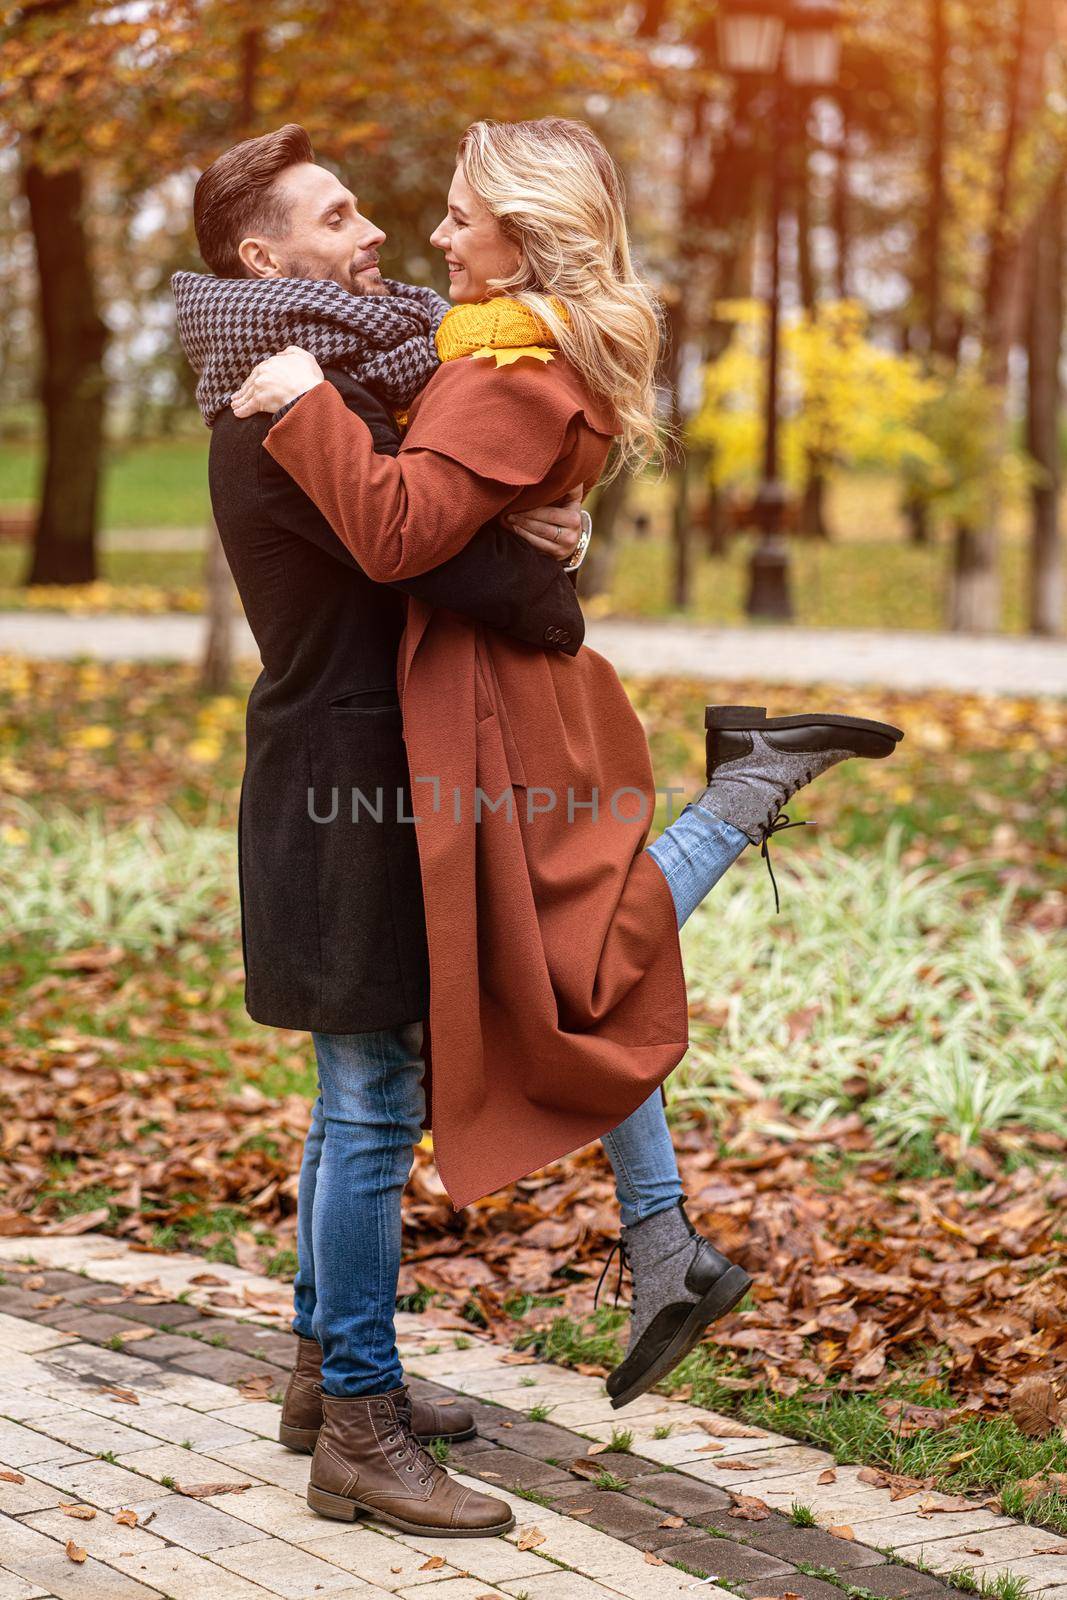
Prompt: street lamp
<box><xmin>716</xmin><ymin>0</ymin><xmax>842</xmax><ymax>620</ymax></box>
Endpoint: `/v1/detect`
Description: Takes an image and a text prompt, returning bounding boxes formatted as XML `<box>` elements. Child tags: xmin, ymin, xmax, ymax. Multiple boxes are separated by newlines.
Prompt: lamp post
<box><xmin>717</xmin><ymin>0</ymin><xmax>842</xmax><ymax>620</ymax></box>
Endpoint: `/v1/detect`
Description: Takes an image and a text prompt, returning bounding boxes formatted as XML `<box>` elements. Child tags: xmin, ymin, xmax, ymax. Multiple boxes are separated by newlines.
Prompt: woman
<box><xmin>233</xmin><ymin>118</ymin><xmax>901</xmax><ymax>1484</ymax></box>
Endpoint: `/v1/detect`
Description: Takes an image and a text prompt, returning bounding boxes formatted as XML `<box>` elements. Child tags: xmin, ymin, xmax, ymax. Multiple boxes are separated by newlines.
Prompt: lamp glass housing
<box><xmin>784</xmin><ymin>25</ymin><xmax>841</xmax><ymax>85</ymax></box>
<box><xmin>717</xmin><ymin>9</ymin><xmax>786</xmax><ymax>73</ymax></box>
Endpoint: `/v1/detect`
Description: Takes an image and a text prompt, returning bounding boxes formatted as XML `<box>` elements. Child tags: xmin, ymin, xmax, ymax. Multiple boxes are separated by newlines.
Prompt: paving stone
<box><xmin>44</xmin><ymin>1310</ymin><xmax>148</xmax><ymax>1345</ymax></box>
<box><xmin>297</xmin><ymin>1522</ymin><xmax>476</xmax><ymax>1586</ymax></box>
<box><xmin>465</xmin><ymin>1416</ymin><xmax>603</xmax><ymax>1463</ymax></box>
<box><xmin>686</xmin><ymin>1463</ymin><xmax>912</xmax><ymax>1523</ymax></box>
<box><xmin>126</xmin><ymin>1492</ymin><xmax>272</xmax><ymax>1553</ymax></box>
<box><xmin>686</xmin><ymin>1505</ymin><xmax>802</xmax><ymax>1542</ymax></box>
<box><xmin>41</xmin><ymin>1340</ymin><xmax>167</xmax><ymax>1390</ymax></box>
<box><xmin>0</xmin><ymin>1567</ymin><xmax>53</xmax><ymax>1600</ymax></box>
<box><xmin>101</xmin><ymin>1400</ymin><xmax>254</xmax><ymax>1452</ymax></box>
<box><xmin>200</xmin><ymin>1323</ymin><xmax>296</xmax><ymax>1363</ymax></box>
<box><xmin>524</xmin><ymin>1394</ymin><xmax>680</xmax><ymax>1430</ymax></box>
<box><xmin>652</xmin><ymin>1535</ymin><xmax>794</xmax><ymax>1582</ymax></box>
<box><xmin>393</xmin><ymin>1582</ymin><xmax>528</xmax><ymax>1600</ymax></box>
<box><xmin>0</xmin><ymin>1391</ymin><xmax>67</xmax><ymax>1425</ymax></box>
<box><xmin>626</xmin><ymin>1470</ymin><xmax>733</xmax><ymax>1517</ymax></box>
<box><xmin>33</xmin><ymin>1284</ymin><xmax>115</xmax><ymax>1311</ymax></box>
<box><xmin>109</xmin><ymin>1546</ymin><xmax>273</xmax><ymax>1598</ymax></box>
<box><xmin>621</xmin><ymin>1521</ymin><xmax>706</xmax><ymax>1554</ymax></box>
<box><xmin>121</xmin><ymin>1334</ymin><xmax>205</xmax><ymax>1363</ymax></box>
<box><xmin>0</xmin><ymin>1471</ymin><xmax>66</xmax><ymax>1516</ymax></box>
<box><xmin>547</xmin><ymin>1488</ymin><xmax>678</xmax><ymax>1543</ymax></box>
<box><xmin>561</xmin><ymin>1448</ymin><xmax>666</xmax><ymax>1484</ymax></box>
<box><xmin>0</xmin><ymin>1288</ymin><xmax>51</xmax><ymax>1322</ymax></box>
<box><xmin>0</xmin><ymin>1419</ymin><xmax>86</xmax><ymax>1469</ymax></box>
<box><xmin>147</xmin><ymin>1373</ymin><xmax>250</xmax><ymax>1412</ymax></box>
<box><xmin>28</xmin><ymin>1272</ymin><xmax>96</xmax><ymax>1295</ymax></box>
<box><xmin>19</xmin><ymin>1407</ymin><xmax>163</xmax><ymax>1458</ymax></box>
<box><xmin>0</xmin><ymin>1513</ymin><xmax>61</xmax><ymax>1563</ymax></box>
<box><xmin>23</xmin><ymin>1505</ymin><xmax>168</xmax><ymax>1560</ymax></box>
<box><xmin>850</xmin><ymin>1563</ymin><xmax>963</xmax><ymax>1598</ymax></box>
<box><xmin>203</xmin><ymin>1484</ymin><xmax>323</xmax><ymax>1542</ymax></box>
<box><xmin>205</xmin><ymin>1401</ymin><xmax>287</xmax><ymax>1439</ymax></box>
<box><xmin>740</xmin><ymin>1576</ymin><xmax>850</xmax><ymax>1600</ymax></box>
<box><xmin>677</xmin><ymin>1444</ymin><xmax>839</xmax><ymax>1490</ymax></box>
<box><xmin>744</xmin><ymin>1524</ymin><xmax>890</xmax><ymax>1569</ymax></box>
<box><xmin>28</xmin><ymin>1455</ymin><xmax>163</xmax><ymax>1510</ymax></box>
<box><xmin>898</xmin><ymin>1550</ymin><xmax>1067</xmax><ymax>1589</ymax></box>
<box><xmin>211</xmin><ymin>1536</ymin><xmax>361</xmax><ymax>1596</ymax></box>
<box><xmin>7</xmin><ymin>1555</ymin><xmax>162</xmax><ymax>1600</ymax></box>
<box><xmin>101</xmin><ymin>1300</ymin><xmax>209</xmax><ymax>1330</ymax></box>
<box><xmin>206</xmin><ymin>1438</ymin><xmax>312</xmax><ymax>1493</ymax></box>
<box><xmin>169</xmin><ymin>1346</ymin><xmax>288</xmax><ymax>1388</ymax></box>
<box><xmin>498</xmin><ymin>1576</ymin><xmax>653</xmax><ymax>1600</ymax></box>
<box><xmin>456</xmin><ymin>1447</ymin><xmax>572</xmax><ymax>1491</ymax></box>
<box><xmin>842</xmin><ymin>1509</ymin><xmax>1012</xmax><ymax>1545</ymax></box>
<box><xmin>895</xmin><ymin>1523</ymin><xmax>1067</xmax><ymax>1567</ymax></box>
<box><xmin>0</xmin><ymin>1316</ymin><xmax>72</xmax><ymax>1355</ymax></box>
<box><xmin>0</xmin><ymin>1515</ymin><xmax>162</xmax><ymax>1600</ymax></box>
<box><xmin>115</xmin><ymin>1443</ymin><xmax>260</xmax><ymax>1492</ymax></box>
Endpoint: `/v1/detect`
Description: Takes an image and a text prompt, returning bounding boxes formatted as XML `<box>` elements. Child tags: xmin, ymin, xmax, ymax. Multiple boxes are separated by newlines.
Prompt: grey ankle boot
<box><xmin>596</xmin><ymin>1199</ymin><xmax>752</xmax><ymax>1411</ymax></box>
<box><xmin>696</xmin><ymin>704</ymin><xmax>905</xmax><ymax>910</ymax></box>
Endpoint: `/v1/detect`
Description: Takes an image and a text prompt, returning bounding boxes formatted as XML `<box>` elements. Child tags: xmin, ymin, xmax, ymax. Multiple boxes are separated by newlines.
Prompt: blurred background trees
<box><xmin>1</xmin><ymin>0</ymin><xmax>1065</xmax><ymax>635</ymax></box>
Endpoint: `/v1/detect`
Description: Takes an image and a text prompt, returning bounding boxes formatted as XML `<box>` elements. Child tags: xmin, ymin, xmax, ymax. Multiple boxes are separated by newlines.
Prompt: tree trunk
<box><xmin>925</xmin><ymin>0</ymin><xmax>948</xmax><ymax>359</ymax></box>
<box><xmin>1026</xmin><ymin>165</ymin><xmax>1064</xmax><ymax>636</ymax></box>
<box><xmin>577</xmin><ymin>470</ymin><xmax>629</xmax><ymax>601</ymax></box>
<box><xmin>905</xmin><ymin>499</ymin><xmax>932</xmax><ymax>546</ymax></box>
<box><xmin>23</xmin><ymin>160</ymin><xmax>107</xmax><ymax>585</ymax></box>
<box><xmin>800</xmin><ymin>469</ymin><xmax>831</xmax><ymax>539</ymax></box>
<box><xmin>201</xmin><ymin>25</ymin><xmax>260</xmax><ymax>690</ymax></box>
<box><xmin>832</xmin><ymin>104</ymin><xmax>851</xmax><ymax>301</ymax></box>
<box><xmin>202</xmin><ymin>517</ymin><xmax>237</xmax><ymax>693</ymax></box>
<box><xmin>948</xmin><ymin>0</ymin><xmax>1031</xmax><ymax>632</ymax></box>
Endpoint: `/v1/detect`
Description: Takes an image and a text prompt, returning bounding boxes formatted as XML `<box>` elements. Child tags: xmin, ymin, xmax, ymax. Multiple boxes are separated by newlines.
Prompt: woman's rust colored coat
<box><xmin>265</xmin><ymin>353</ymin><xmax>690</xmax><ymax>1209</ymax></box>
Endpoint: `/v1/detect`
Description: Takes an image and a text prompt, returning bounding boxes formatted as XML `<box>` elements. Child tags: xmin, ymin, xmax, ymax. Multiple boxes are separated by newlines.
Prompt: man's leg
<box><xmin>309</xmin><ymin>1021</ymin><xmax>426</xmax><ymax>1395</ymax></box>
<box><xmin>292</xmin><ymin>1094</ymin><xmax>325</xmax><ymax>1340</ymax></box>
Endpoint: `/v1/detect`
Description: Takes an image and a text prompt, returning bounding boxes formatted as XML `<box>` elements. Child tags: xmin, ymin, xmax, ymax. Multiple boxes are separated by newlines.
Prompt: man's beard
<box><xmin>283</xmin><ymin>255</ymin><xmax>388</xmax><ymax>296</ymax></box>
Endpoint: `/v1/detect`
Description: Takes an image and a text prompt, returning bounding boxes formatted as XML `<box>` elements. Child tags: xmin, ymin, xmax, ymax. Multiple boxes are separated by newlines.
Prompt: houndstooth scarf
<box><xmin>171</xmin><ymin>270</ymin><xmax>450</xmax><ymax>426</ymax></box>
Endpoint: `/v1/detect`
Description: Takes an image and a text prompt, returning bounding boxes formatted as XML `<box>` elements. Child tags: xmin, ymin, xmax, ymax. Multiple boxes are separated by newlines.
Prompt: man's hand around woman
<box><xmin>230</xmin><ymin>348</ymin><xmax>584</xmax><ymax>563</ymax></box>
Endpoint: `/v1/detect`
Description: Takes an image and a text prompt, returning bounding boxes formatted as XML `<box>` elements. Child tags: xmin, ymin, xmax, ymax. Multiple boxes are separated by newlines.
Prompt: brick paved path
<box><xmin>1</xmin><ymin>1235</ymin><xmax>1064</xmax><ymax>1600</ymax></box>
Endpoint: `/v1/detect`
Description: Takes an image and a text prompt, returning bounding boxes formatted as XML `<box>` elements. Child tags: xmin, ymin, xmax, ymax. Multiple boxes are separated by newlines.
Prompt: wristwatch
<box><xmin>563</xmin><ymin>509</ymin><xmax>593</xmax><ymax>571</ymax></box>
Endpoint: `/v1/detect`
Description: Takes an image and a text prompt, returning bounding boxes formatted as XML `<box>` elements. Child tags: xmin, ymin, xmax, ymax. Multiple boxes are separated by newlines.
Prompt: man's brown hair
<box><xmin>194</xmin><ymin>124</ymin><xmax>315</xmax><ymax>278</ymax></box>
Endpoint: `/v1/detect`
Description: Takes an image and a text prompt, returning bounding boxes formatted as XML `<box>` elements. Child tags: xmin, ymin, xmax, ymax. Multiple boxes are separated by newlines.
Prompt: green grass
<box><xmin>0</xmin><ymin>438</ymin><xmax>209</xmax><ymax>529</ymax></box>
<box><xmin>2</xmin><ymin>449</ymin><xmax>1063</xmax><ymax>632</ymax></box>
<box><xmin>518</xmin><ymin>1306</ymin><xmax>1067</xmax><ymax>1524</ymax></box>
<box><xmin>8</xmin><ymin>806</ymin><xmax>1058</xmax><ymax>1175</ymax></box>
<box><xmin>674</xmin><ymin>826</ymin><xmax>1067</xmax><ymax>1155</ymax></box>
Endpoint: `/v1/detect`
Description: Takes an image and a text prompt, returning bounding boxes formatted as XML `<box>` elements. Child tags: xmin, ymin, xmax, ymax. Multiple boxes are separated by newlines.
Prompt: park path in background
<box><xmin>1</xmin><ymin>610</ymin><xmax>1066</xmax><ymax>694</ymax></box>
<box><xmin>2</xmin><ymin>1231</ymin><xmax>1062</xmax><ymax>1600</ymax></box>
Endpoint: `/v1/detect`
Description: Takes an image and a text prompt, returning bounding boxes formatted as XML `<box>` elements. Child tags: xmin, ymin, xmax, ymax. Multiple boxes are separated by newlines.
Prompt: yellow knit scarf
<box><xmin>435</xmin><ymin>296</ymin><xmax>568</xmax><ymax>367</ymax></box>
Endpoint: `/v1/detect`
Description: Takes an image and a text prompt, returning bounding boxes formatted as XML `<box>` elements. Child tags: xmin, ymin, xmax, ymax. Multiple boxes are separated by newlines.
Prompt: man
<box><xmin>180</xmin><ymin>124</ymin><xmax>590</xmax><ymax>1538</ymax></box>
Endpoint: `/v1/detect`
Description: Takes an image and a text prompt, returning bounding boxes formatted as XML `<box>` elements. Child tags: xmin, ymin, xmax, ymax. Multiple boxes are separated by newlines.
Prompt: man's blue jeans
<box><xmin>293</xmin><ymin>803</ymin><xmax>750</xmax><ymax>1395</ymax></box>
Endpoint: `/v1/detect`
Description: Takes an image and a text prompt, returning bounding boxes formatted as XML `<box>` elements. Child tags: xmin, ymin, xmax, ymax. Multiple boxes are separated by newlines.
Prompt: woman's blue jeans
<box><xmin>293</xmin><ymin>803</ymin><xmax>749</xmax><ymax>1395</ymax></box>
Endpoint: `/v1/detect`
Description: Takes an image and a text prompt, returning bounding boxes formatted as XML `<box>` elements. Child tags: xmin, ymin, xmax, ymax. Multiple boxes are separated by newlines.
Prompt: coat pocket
<box><xmin>328</xmin><ymin>687</ymin><xmax>401</xmax><ymax>713</ymax></box>
<box><xmin>310</xmin><ymin>697</ymin><xmax>426</xmax><ymax>1001</ymax></box>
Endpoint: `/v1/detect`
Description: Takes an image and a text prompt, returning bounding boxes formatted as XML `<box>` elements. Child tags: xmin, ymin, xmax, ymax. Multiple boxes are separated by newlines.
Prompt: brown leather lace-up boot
<box><xmin>280</xmin><ymin>1337</ymin><xmax>477</xmax><ymax>1452</ymax></box>
<box><xmin>307</xmin><ymin>1384</ymin><xmax>514</xmax><ymax>1535</ymax></box>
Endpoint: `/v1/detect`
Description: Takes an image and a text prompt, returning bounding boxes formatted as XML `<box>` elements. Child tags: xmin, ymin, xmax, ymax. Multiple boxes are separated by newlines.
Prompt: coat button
<box><xmin>543</xmin><ymin>625</ymin><xmax>571</xmax><ymax>645</ymax></box>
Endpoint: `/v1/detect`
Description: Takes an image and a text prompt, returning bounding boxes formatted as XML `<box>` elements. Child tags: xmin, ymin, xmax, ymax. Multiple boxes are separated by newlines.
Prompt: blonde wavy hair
<box><xmin>456</xmin><ymin>118</ymin><xmax>662</xmax><ymax>477</ymax></box>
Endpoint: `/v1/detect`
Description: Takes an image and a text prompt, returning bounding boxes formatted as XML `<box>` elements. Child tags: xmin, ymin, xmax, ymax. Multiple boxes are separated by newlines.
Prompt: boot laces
<box><xmin>382</xmin><ymin>1395</ymin><xmax>440</xmax><ymax>1488</ymax></box>
<box><xmin>593</xmin><ymin>1235</ymin><xmax>633</xmax><ymax>1313</ymax></box>
<box><xmin>758</xmin><ymin>768</ymin><xmax>819</xmax><ymax>921</ymax></box>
